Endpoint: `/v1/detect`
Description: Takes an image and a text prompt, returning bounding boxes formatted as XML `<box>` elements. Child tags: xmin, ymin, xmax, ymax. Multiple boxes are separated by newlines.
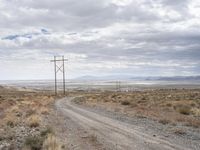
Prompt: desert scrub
<box><xmin>40</xmin><ymin>107</ymin><xmax>49</xmax><ymax>115</ymax></box>
<box><xmin>158</xmin><ymin>119</ymin><xmax>171</xmax><ymax>125</ymax></box>
<box><xmin>4</xmin><ymin>114</ymin><xmax>18</xmax><ymax>128</ymax></box>
<box><xmin>176</xmin><ymin>105</ymin><xmax>191</xmax><ymax>115</ymax></box>
<box><xmin>24</xmin><ymin>127</ymin><xmax>57</xmax><ymax>150</ymax></box>
<box><xmin>40</xmin><ymin>127</ymin><xmax>54</xmax><ymax>137</ymax></box>
<box><xmin>10</xmin><ymin>105</ymin><xmax>20</xmax><ymax>113</ymax></box>
<box><xmin>27</xmin><ymin>114</ymin><xmax>41</xmax><ymax>128</ymax></box>
<box><xmin>73</xmin><ymin>97</ymin><xmax>85</xmax><ymax>104</ymax></box>
<box><xmin>166</xmin><ymin>103</ymin><xmax>172</xmax><ymax>107</ymax></box>
<box><xmin>26</xmin><ymin>109</ymin><xmax>36</xmax><ymax>117</ymax></box>
<box><xmin>25</xmin><ymin>135</ymin><xmax>43</xmax><ymax>150</ymax></box>
<box><xmin>191</xmin><ymin>108</ymin><xmax>200</xmax><ymax>117</ymax></box>
<box><xmin>6</xmin><ymin>120</ymin><xmax>15</xmax><ymax>128</ymax></box>
<box><xmin>42</xmin><ymin>134</ymin><xmax>61</xmax><ymax>150</ymax></box>
<box><xmin>121</xmin><ymin>100</ymin><xmax>130</xmax><ymax>105</ymax></box>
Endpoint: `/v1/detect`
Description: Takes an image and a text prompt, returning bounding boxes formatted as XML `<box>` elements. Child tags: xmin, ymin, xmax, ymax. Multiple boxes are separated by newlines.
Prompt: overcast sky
<box><xmin>0</xmin><ymin>0</ymin><xmax>200</xmax><ymax>80</ymax></box>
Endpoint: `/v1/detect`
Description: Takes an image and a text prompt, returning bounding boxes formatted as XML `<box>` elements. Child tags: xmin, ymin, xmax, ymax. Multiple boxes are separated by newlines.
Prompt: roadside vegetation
<box><xmin>77</xmin><ymin>89</ymin><xmax>200</xmax><ymax>128</ymax></box>
<box><xmin>0</xmin><ymin>86</ymin><xmax>63</xmax><ymax>150</ymax></box>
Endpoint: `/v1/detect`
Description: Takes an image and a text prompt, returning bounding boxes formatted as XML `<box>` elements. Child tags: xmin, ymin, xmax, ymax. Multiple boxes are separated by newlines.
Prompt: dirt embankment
<box><xmin>0</xmin><ymin>86</ymin><xmax>63</xmax><ymax>150</ymax></box>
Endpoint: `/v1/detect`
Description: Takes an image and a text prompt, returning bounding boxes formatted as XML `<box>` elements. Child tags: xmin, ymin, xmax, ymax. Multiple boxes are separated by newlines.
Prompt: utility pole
<box><xmin>54</xmin><ymin>56</ymin><xmax>57</xmax><ymax>95</ymax></box>
<box><xmin>50</xmin><ymin>56</ymin><xmax>68</xmax><ymax>95</ymax></box>
<box><xmin>116</xmin><ymin>81</ymin><xmax>121</xmax><ymax>92</ymax></box>
<box><xmin>62</xmin><ymin>56</ymin><xmax>66</xmax><ymax>95</ymax></box>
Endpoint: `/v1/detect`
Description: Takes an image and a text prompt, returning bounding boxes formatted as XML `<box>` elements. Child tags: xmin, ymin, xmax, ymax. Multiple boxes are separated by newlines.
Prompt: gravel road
<box><xmin>54</xmin><ymin>97</ymin><xmax>200</xmax><ymax>150</ymax></box>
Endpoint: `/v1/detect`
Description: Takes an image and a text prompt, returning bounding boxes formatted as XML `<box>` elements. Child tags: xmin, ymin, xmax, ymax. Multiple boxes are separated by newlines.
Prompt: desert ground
<box><xmin>0</xmin><ymin>83</ymin><xmax>200</xmax><ymax>150</ymax></box>
<box><xmin>0</xmin><ymin>86</ymin><xmax>63</xmax><ymax>150</ymax></box>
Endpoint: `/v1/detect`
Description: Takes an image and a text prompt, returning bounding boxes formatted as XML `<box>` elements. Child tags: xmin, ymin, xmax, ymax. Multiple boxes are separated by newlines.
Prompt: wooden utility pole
<box><xmin>116</xmin><ymin>81</ymin><xmax>121</xmax><ymax>92</ymax></box>
<box><xmin>50</xmin><ymin>56</ymin><xmax>68</xmax><ymax>95</ymax></box>
<box><xmin>54</xmin><ymin>56</ymin><xmax>57</xmax><ymax>95</ymax></box>
<box><xmin>62</xmin><ymin>56</ymin><xmax>66</xmax><ymax>95</ymax></box>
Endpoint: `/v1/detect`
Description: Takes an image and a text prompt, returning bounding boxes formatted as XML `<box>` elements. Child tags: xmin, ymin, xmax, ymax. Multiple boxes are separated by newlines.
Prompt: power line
<box><xmin>50</xmin><ymin>56</ymin><xmax>68</xmax><ymax>95</ymax></box>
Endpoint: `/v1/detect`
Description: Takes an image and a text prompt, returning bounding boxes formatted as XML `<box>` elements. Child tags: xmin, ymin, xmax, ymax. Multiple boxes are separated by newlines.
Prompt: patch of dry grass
<box><xmin>121</xmin><ymin>100</ymin><xmax>130</xmax><ymax>105</ymax></box>
<box><xmin>26</xmin><ymin>114</ymin><xmax>41</xmax><ymax>128</ymax></box>
<box><xmin>40</xmin><ymin>107</ymin><xmax>49</xmax><ymax>115</ymax></box>
<box><xmin>42</xmin><ymin>134</ymin><xmax>61</xmax><ymax>150</ymax></box>
<box><xmin>10</xmin><ymin>105</ymin><xmax>20</xmax><ymax>113</ymax></box>
<box><xmin>191</xmin><ymin>108</ymin><xmax>200</xmax><ymax>117</ymax></box>
<box><xmin>4</xmin><ymin>113</ymin><xmax>18</xmax><ymax>127</ymax></box>
<box><xmin>176</xmin><ymin>105</ymin><xmax>191</xmax><ymax>115</ymax></box>
<box><xmin>24</xmin><ymin>135</ymin><xmax>43</xmax><ymax>150</ymax></box>
<box><xmin>26</xmin><ymin>110</ymin><xmax>36</xmax><ymax>118</ymax></box>
<box><xmin>0</xmin><ymin>86</ymin><xmax>57</xmax><ymax>150</ymax></box>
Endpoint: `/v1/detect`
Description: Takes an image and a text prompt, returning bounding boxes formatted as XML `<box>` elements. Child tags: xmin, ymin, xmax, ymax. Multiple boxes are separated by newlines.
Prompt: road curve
<box><xmin>55</xmin><ymin>97</ymin><xmax>191</xmax><ymax>150</ymax></box>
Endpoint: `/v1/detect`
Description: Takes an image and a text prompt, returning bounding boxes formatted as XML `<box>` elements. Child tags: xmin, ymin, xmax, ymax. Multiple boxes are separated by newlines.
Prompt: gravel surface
<box><xmin>51</xmin><ymin>97</ymin><xmax>200</xmax><ymax>150</ymax></box>
<box><xmin>76</xmin><ymin>100</ymin><xmax>200</xmax><ymax>150</ymax></box>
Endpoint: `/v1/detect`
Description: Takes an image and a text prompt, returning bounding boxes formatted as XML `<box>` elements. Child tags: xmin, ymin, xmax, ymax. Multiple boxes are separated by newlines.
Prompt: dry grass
<box><xmin>121</xmin><ymin>100</ymin><xmax>130</xmax><ymax>105</ymax></box>
<box><xmin>80</xmin><ymin>89</ymin><xmax>200</xmax><ymax>128</ymax></box>
<box><xmin>0</xmin><ymin>86</ymin><xmax>57</xmax><ymax>150</ymax></box>
<box><xmin>191</xmin><ymin>108</ymin><xmax>200</xmax><ymax>117</ymax></box>
<box><xmin>176</xmin><ymin>105</ymin><xmax>191</xmax><ymax>115</ymax></box>
<box><xmin>42</xmin><ymin>134</ymin><xmax>61</xmax><ymax>150</ymax></box>
<box><xmin>27</xmin><ymin>114</ymin><xmax>41</xmax><ymax>128</ymax></box>
<box><xmin>24</xmin><ymin>127</ymin><xmax>56</xmax><ymax>150</ymax></box>
<box><xmin>10</xmin><ymin>105</ymin><xmax>20</xmax><ymax>113</ymax></box>
<box><xmin>40</xmin><ymin>107</ymin><xmax>50</xmax><ymax>115</ymax></box>
<box><xmin>4</xmin><ymin>113</ymin><xmax>18</xmax><ymax>127</ymax></box>
<box><xmin>26</xmin><ymin>108</ymin><xmax>36</xmax><ymax>117</ymax></box>
<box><xmin>24</xmin><ymin>135</ymin><xmax>43</xmax><ymax>150</ymax></box>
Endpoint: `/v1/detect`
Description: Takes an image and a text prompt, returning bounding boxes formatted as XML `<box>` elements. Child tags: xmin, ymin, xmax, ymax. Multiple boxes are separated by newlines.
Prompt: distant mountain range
<box><xmin>150</xmin><ymin>76</ymin><xmax>200</xmax><ymax>81</ymax></box>
<box><xmin>74</xmin><ymin>75</ymin><xmax>200</xmax><ymax>81</ymax></box>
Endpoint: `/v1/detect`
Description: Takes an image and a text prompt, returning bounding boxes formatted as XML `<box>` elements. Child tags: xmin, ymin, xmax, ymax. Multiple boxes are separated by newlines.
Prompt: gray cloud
<box><xmin>0</xmin><ymin>0</ymin><xmax>200</xmax><ymax>79</ymax></box>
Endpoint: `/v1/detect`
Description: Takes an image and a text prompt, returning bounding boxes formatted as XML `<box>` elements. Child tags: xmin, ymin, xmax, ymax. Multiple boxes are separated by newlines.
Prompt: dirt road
<box><xmin>55</xmin><ymin>97</ymin><xmax>198</xmax><ymax>150</ymax></box>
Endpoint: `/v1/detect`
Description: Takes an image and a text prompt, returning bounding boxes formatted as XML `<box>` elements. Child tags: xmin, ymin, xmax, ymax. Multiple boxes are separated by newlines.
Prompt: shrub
<box><xmin>174</xmin><ymin>104</ymin><xmax>191</xmax><ymax>115</ymax></box>
<box><xmin>26</xmin><ymin>109</ymin><xmax>36</xmax><ymax>117</ymax></box>
<box><xmin>41</xmin><ymin>127</ymin><xmax>54</xmax><ymax>137</ymax></box>
<box><xmin>177</xmin><ymin>106</ymin><xmax>191</xmax><ymax>115</ymax></box>
<box><xmin>42</xmin><ymin>134</ymin><xmax>61</xmax><ymax>150</ymax></box>
<box><xmin>191</xmin><ymin>108</ymin><xmax>200</xmax><ymax>117</ymax></box>
<box><xmin>141</xmin><ymin>97</ymin><xmax>146</xmax><ymax>100</ymax></box>
<box><xmin>159</xmin><ymin>119</ymin><xmax>170</xmax><ymax>125</ymax></box>
<box><xmin>25</xmin><ymin>136</ymin><xmax>43</xmax><ymax>150</ymax></box>
<box><xmin>5</xmin><ymin>114</ymin><xmax>17</xmax><ymax>128</ymax></box>
<box><xmin>121</xmin><ymin>101</ymin><xmax>130</xmax><ymax>105</ymax></box>
<box><xmin>7</xmin><ymin>120</ymin><xmax>15</xmax><ymax>128</ymax></box>
<box><xmin>40</xmin><ymin>107</ymin><xmax>49</xmax><ymax>115</ymax></box>
<box><xmin>27</xmin><ymin>115</ymin><xmax>40</xmax><ymax>128</ymax></box>
<box><xmin>166</xmin><ymin>103</ymin><xmax>172</xmax><ymax>107</ymax></box>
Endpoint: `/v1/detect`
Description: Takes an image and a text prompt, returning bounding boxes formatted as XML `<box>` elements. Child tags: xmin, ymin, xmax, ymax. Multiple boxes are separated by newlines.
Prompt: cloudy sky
<box><xmin>0</xmin><ymin>0</ymin><xmax>200</xmax><ymax>80</ymax></box>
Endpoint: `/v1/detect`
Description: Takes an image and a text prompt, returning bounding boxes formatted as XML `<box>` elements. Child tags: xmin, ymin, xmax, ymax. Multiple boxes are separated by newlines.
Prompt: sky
<box><xmin>0</xmin><ymin>0</ymin><xmax>200</xmax><ymax>80</ymax></box>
